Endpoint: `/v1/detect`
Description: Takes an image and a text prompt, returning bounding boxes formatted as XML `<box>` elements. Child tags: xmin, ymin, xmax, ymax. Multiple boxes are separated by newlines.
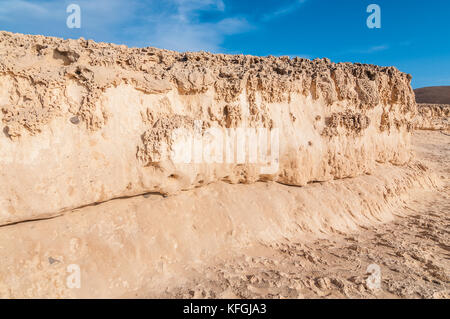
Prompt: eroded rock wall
<box><xmin>0</xmin><ymin>31</ymin><xmax>416</xmax><ymax>225</ymax></box>
<box><xmin>415</xmin><ymin>103</ymin><xmax>450</xmax><ymax>131</ymax></box>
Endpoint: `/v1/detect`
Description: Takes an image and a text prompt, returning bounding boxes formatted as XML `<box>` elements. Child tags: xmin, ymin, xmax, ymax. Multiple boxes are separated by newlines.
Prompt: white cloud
<box><xmin>335</xmin><ymin>44</ymin><xmax>390</xmax><ymax>56</ymax></box>
<box><xmin>262</xmin><ymin>0</ymin><xmax>307</xmax><ymax>22</ymax></box>
<box><xmin>125</xmin><ymin>0</ymin><xmax>252</xmax><ymax>52</ymax></box>
<box><xmin>146</xmin><ymin>0</ymin><xmax>251</xmax><ymax>52</ymax></box>
<box><xmin>0</xmin><ymin>0</ymin><xmax>251</xmax><ymax>52</ymax></box>
<box><xmin>0</xmin><ymin>0</ymin><xmax>54</xmax><ymax>22</ymax></box>
<box><xmin>0</xmin><ymin>0</ymin><xmax>138</xmax><ymax>43</ymax></box>
<box><xmin>364</xmin><ymin>45</ymin><xmax>389</xmax><ymax>53</ymax></box>
<box><xmin>0</xmin><ymin>0</ymin><xmax>49</xmax><ymax>16</ymax></box>
<box><xmin>144</xmin><ymin>17</ymin><xmax>251</xmax><ymax>52</ymax></box>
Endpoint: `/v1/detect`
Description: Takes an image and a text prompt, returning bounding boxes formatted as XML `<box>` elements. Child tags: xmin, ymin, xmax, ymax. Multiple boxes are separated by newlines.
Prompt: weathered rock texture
<box><xmin>0</xmin><ymin>31</ymin><xmax>416</xmax><ymax>225</ymax></box>
<box><xmin>415</xmin><ymin>103</ymin><xmax>450</xmax><ymax>131</ymax></box>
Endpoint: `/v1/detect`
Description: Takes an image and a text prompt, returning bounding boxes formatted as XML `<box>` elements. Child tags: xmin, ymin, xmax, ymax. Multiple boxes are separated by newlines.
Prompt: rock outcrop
<box><xmin>0</xmin><ymin>31</ymin><xmax>416</xmax><ymax>226</ymax></box>
<box><xmin>415</xmin><ymin>103</ymin><xmax>450</xmax><ymax>131</ymax></box>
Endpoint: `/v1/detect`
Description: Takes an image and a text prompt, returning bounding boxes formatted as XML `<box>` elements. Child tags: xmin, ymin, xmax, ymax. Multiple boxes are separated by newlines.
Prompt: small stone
<box><xmin>70</xmin><ymin>116</ymin><xmax>80</xmax><ymax>124</ymax></box>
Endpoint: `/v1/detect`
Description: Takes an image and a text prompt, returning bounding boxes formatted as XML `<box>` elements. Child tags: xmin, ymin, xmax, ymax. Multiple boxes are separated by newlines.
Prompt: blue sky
<box><xmin>0</xmin><ymin>0</ymin><xmax>449</xmax><ymax>88</ymax></box>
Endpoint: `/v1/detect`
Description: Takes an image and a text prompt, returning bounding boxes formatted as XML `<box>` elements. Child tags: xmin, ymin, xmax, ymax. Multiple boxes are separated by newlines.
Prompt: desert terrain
<box><xmin>0</xmin><ymin>31</ymin><xmax>448</xmax><ymax>299</ymax></box>
<box><xmin>414</xmin><ymin>86</ymin><xmax>450</xmax><ymax>104</ymax></box>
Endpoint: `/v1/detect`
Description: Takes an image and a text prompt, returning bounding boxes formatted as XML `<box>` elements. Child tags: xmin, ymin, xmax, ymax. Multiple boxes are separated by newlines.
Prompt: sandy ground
<box><xmin>157</xmin><ymin>131</ymin><xmax>449</xmax><ymax>299</ymax></box>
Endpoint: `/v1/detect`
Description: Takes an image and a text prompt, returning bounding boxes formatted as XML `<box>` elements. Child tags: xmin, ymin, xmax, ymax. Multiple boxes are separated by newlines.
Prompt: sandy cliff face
<box><xmin>415</xmin><ymin>103</ymin><xmax>450</xmax><ymax>131</ymax></box>
<box><xmin>0</xmin><ymin>31</ymin><xmax>416</xmax><ymax>226</ymax></box>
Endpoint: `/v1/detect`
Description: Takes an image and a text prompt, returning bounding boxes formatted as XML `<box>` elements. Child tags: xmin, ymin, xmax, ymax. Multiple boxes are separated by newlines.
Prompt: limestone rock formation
<box><xmin>415</xmin><ymin>103</ymin><xmax>450</xmax><ymax>131</ymax></box>
<box><xmin>0</xmin><ymin>31</ymin><xmax>416</xmax><ymax>226</ymax></box>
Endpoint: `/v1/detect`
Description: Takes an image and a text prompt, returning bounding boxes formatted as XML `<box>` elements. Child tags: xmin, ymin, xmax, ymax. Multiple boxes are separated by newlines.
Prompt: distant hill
<box><xmin>414</xmin><ymin>86</ymin><xmax>450</xmax><ymax>104</ymax></box>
